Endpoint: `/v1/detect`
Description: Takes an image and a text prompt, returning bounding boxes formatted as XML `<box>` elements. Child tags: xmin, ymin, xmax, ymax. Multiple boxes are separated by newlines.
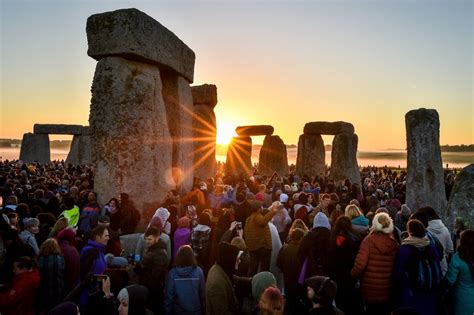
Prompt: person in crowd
<box><xmin>19</xmin><ymin>217</ymin><xmax>40</xmax><ymax>255</ymax></box>
<box><xmin>173</xmin><ymin>216</ymin><xmax>191</xmax><ymax>260</ymax></box>
<box><xmin>206</xmin><ymin>242</ymin><xmax>240</xmax><ymax>315</ymax></box>
<box><xmin>394</xmin><ymin>204</ymin><xmax>411</xmax><ymax>232</ymax></box>
<box><xmin>446</xmin><ymin>229</ymin><xmax>474</xmax><ymax>315</ymax></box>
<box><xmin>251</xmin><ymin>271</ymin><xmax>277</xmax><ymax>312</ymax></box>
<box><xmin>304</xmin><ymin>276</ymin><xmax>343</xmax><ymax>315</ymax></box>
<box><xmin>191</xmin><ymin>212</ymin><xmax>212</xmax><ymax>272</ymax></box>
<box><xmin>245</xmin><ymin>201</ymin><xmax>279</xmax><ymax>276</ymax></box>
<box><xmin>104</xmin><ymin>197</ymin><xmax>121</xmax><ymax>232</ymax></box>
<box><xmin>6</xmin><ymin>212</ymin><xmax>19</xmax><ymax>230</ymax></box>
<box><xmin>152</xmin><ymin>207</ymin><xmax>172</xmax><ymax>235</ymax></box>
<box><xmin>329</xmin><ymin>215</ymin><xmax>363</xmax><ymax>315</ymax></box>
<box><xmin>298</xmin><ymin>212</ymin><xmax>331</xmax><ymax>278</ymax></box>
<box><xmin>231</xmin><ymin>236</ymin><xmax>250</xmax><ymax>277</ymax></box>
<box><xmin>58</xmin><ymin>228</ymin><xmax>80</xmax><ymax>294</ymax></box>
<box><xmin>48</xmin><ymin>216</ymin><xmax>69</xmax><ymax>238</ymax></box>
<box><xmin>135</xmin><ymin>225</ymin><xmax>169</xmax><ymax>313</ymax></box>
<box><xmin>38</xmin><ymin>237</ymin><xmax>66</xmax><ymax>312</ymax></box>
<box><xmin>104</xmin><ymin>254</ymin><xmax>130</xmax><ymax>298</ymax></box>
<box><xmin>117</xmin><ymin>284</ymin><xmax>153</xmax><ymax>315</ymax></box>
<box><xmin>0</xmin><ymin>256</ymin><xmax>40</xmax><ymax>315</ymax></box>
<box><xmin>165</xmin><ymin>245</ymin><xmax>206</xmax><ymax>315</ymax></box>
<box><xmin>393</xmin><ymin>219</ymin><xmax>442</xmax><ymax>315</ymax></box>
<box><xmin>258</xmin><ymin>287</ymin><xmax>285</xmax><ymax>315</ymax></box>
<box><xmin>345</xmin><ymin>204</ymin><xmax>369</xmax><ymax>237</ymax></box>
<box><xmin>271</xmin><ymin>195</ymin><xmax>292</xmax><ymax>242</ymax></box>
<box><xmin>118</xmin><ymin>193</ymin><xmax>140</xmax><ymax>235</ymax></box>
<box><xmin>59</xmin><ymin>195</ymin><xmax>80</xmax><ymax>228</ymax></box>
<box><xmin>351</xmin><ymin>212</ymin><xmax>399</xmax><ymax>315</ymax></box>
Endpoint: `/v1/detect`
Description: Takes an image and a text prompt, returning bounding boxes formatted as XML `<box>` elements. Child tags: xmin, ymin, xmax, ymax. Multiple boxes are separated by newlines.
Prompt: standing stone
<box><xmin>34</xmin><ymin>124</ymin><xmax>85</xmax><ymax>135</ymax></box>
<box><xmin>192</xmin><ymin>84</ymin><xmax>218</xmax><ymax>180</ymax></box>
<box><xmin>296</xmin><ymin>134</ymin><xmax>325</xmax><ymax>177</ymax></box>
<box><xmin>162</xmin><ymin>75</ymin><xmax>194</xmax><ymax>192</ymax></box>
<box><xmin>405</xmin><ymin>108</ymin><xmax>447</xmax><ymax>215</ymax></box>
<box><xmin>446</xmin><ymin>164</ymin><xmax>474</xmax><ymax>229</ymax></box>
<box><xmin>66</xmin><ymin>135</ymin><xmax>92</xmax><ymax>165</ymax></box>
<box><xmin>225</xmin><ymin>136</ymin><xmax>252</xmax><ymax>175</ymax></box>
<box><xmin>330</xmin><ymin>133</ymin><xmax>360</xmax><ymax>184</ymax></box>
<box><xmin>236</xmin><ymin>125</ymin><xmax>274</xmax><ymax>136</ymax></box>
<box><xmin>258</xmin><ymin>135</ymin><xmax>288</xmax><ymax>176</ymax></box>
<box><xmin>19</xmin><ymin>133</ymin><xmax>50</xmax><ymax>164</ymax></box>
<box><xmin>89</xmin><ymin>56</ymin><xmax>174</xmax><ymax>214</ymax></box>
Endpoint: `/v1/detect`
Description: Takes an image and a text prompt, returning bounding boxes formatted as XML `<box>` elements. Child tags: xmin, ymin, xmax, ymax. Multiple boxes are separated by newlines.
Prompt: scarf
<box><xmin>402</xmin><ymin>235</ymin><xmax>430</xmax><ymax>248</ymax></box>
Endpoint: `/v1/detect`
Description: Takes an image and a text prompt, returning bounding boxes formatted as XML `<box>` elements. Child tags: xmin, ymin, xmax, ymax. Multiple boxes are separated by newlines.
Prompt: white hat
<box><xmin>279</xmin><ymin>193</ymin><xmax>289</xmax><ymax>203</ymax></box>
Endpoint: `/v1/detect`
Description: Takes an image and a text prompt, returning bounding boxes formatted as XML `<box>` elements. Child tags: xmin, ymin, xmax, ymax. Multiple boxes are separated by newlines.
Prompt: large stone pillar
<box><xmin>405</xmin><ymin>108</ymin><xmax>447</xmax><ymax>214</ymax></box>
<box><xmin>330</xmin><ymin>133</ymin><xmax>360</xmax><ymax>184</ymax></box>
<box><xmin>446</xmin><ymin>164</ymin><xmax>474</xmax><ymax>230</ymax></box>
<box><xmin>296</xmin><ymin>134</ymin><xmax>325</xmax><ymax>178</ymax></box>
<box><xmin>66</xmin><ymin>135</ymin><xmax>92</xmax><ymax>165</ymax></box>
<box><xmin>19</xmin><ymin>133</ymin><xmax>50</xmax><ymax>164</ymax></box>
<box><xmin>191</xmin><ymin>84</ymin><xmax>217</xmax><ymax>180</ymax></box>
<box><xmin>225</xmin><ymin>136</ymin><xmax>252</xmax><ymax>176</ymax></box>
<box><xmin>89</xmin><ymin>56</ymin><xmax>174</xmax><ymax>214</ymax></box>
<box><xmin>86</xmin><ymin>8</ymin><xmax>196</xmax><ymax>217</ymax></box>
<box><xmin>259</xmin><ymin>135</ymin><xmax>288</xmax><ymax>176</ymax></box>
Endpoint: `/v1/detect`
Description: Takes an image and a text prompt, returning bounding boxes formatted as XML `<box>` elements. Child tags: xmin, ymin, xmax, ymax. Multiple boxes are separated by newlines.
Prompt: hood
<box><xmin>251</xmin><ymin>271</ymin><xmax>276</xmax><ymax>301</ymax></box>
<box><xmin>82</xmin><ymin>239</ymin><xmax>106</xmax><ymax>253</ymax></box>
<box><xmin>313</xmin><ymin>212</ymin><xmax>331</xmax><ymax>229</ymax></box>
<box><xmin>126</xmin><ymin>284</ymin><xmax>149</xmax><ymax>315</ymax></box>
<box><xmin>351</xmin><ymin>215</ymin><xmax>369</xmax><ymax>227</ymax></box>
<box><xmin>175</xmin><ymin>266</ymin><xmax>196</xmax><ymax>277</ymax></box>
<box><xmin>428</xmin><ymin>219</ymin><xmax>447</xmax><ymax>234</ymax></box>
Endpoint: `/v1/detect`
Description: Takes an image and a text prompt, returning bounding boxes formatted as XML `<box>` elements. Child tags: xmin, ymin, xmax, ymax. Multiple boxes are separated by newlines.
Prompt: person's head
<box><xmin>177</xmin><ymin>216</ymin><xmax>190</xmax><ymax>229</ymax></box>
<box><xmin>216</xmin><ymin>242</ymin><xmax>240</xmax><ymax>278</ymax></box>
<box><xmin>175</xmin><ymin>245</ymin><xmax>197</xmax><ymax>267</ymax></box>
<box><xmin>39</xmin><ymin>238</ymin><xmax>62</xmax><ymax>256</ymax></box>
<box><xmin>249</xmin><ymin>200</ymin><xmax>263</xmax><ymax>213</ymax></box>
<box><xmin>333</xmin><ymin>215</ymin><xmax>353</xmax><ymax>236</ymax></box>
<box><xmin>305</xmin><ymin>276</ymin><xmax>338</xmax><ymax>307</ymax></box>
<box><xmin>6</xmin><ymin>195</ymin><xmax>18</xmax><ymax>206</ymax></box>
<box><xmin>58</xmin><ymin>228</ymin><xmax>76</xmax><ymax>245</ymax></box>
<box><xmin>252</xmin><ymin>271</ymin><xmax>277</xmax><ymax>302</ymax></box>
<box><xmin>13</xmin><ymin>256</ymin><xmax>35</xmax><ymax>275</ymax></box>
<box><xmin>118</xmin><ymin>285</ymin><xmax>149</xmax><ymax>315</ymax></box>
<box><xmin>290</xmin><ymin>219</ymin><xmax>309</xmax><ymax>234</ymax></box>
<box><xmin>259</xmin><ymin>184</ymin><xmax>267</xmax><ymax>193</ymax></box>
<box><xmin>345</xmin><ymin>204</ymin><xmax>362</xmax><ymax>220</ymax></box>
<box><xmin>458</xmin><ymin>230</ymin><xmax>474</xmax><ymax>268</ymax></box>
<box><xmin>313</xmin><ymin>212</ymin><xmax>331</xmax><ymax>230</ymax></box>
<box><xmin>50</xmin><ymin>217</ymin><xmax>69</xmax><ymax>237</ymax></box>
<box><xmin>24</xmin><ymin>217</ymin><xmax>40</xmax><ymax>234</ymax></box>
<box><xmin>7</xmin><ymin>212</ymin><xmax>18</xmax><ymax>225</ymax></box>
<box><xmin>372</xmin><ymin>212</ymin><xmax>394</xmax><ymax>234</ymax></box>
<box><xmin>87</xmin><ymin>191</ymin><xmax>97</xmax><ymax>202</ymax></box>
<box><xmin>98</xmin><ymin>215</ymin><xmax>111</xmax><ymax>227</ymax></box>
<box><xmin>230</xmin><ymin>236</ymin><xmax>246</xmax><ymax>251</ymax></box>
<box><xmin>418</xmin><ymin>206</ymin><xmax>440</xmax><ymax>221</ymax></box>
<box><xmin>410</xmin><ymin>211</ymin><xmax>429</xmax><ymax>228</ymax></box>
<box><xmin>407</xmin><ymin>219</ymin><xmax>426</xmax><ymax>238</ymax></box>
<box><xmin>319</xmin><ymin>193</ymin><xmax>330</xmax><ymax>208</ymax></box>
<box><xmin>329</xmin><ymin>209</ymin><xmax>343</xmax><ymax>224</ymax></box>
<box><xmin>108</xmin><ymin>198</ymin><xmax>118</xmax><ymax>209</ymax></box>
<box><xmin>90</xmin><ymin>225</ymin><xmax>110</xmax><ymax>245</ymax></box>
<box><xmin>144</xmin><ymin>226</ymin><xmax>161</xmax><ymax>248</ymax></box>
<box><xmin>289</xmin><ymin>228</ymin><xmax>305</xmax><ymax>244</ymax></box>
<box><xmin>198</xmin><ymin>212</ymin><xmax>212</xmax><ymax>227</ymax></box>
<box><xmin>259</xmin><ymin>287</ymin><xmax>284</xmax><ymax>315</ymax></box>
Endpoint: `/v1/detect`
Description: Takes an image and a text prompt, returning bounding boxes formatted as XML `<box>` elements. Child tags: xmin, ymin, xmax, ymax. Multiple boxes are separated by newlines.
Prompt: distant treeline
<box><xmin>0</xmin><ymin>139</ymin><xmax>72</xmax><ymax>149</ymax></box>
<box><xmin>440</xmin><ymin>145</ymin><xmax>474</xmax><ymax>152</ymax></box>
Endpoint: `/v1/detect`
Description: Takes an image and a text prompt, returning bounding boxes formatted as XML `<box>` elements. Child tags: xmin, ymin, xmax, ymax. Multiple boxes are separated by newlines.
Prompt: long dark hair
<box><xmin>175</xmin><ymin>245</ymin><xmax>197</xmax><ymax>268</ymax></box>
<box><xmin>459</xmin><ymin>230</ymin><xmax>474</xmax><ymax>277</ymax></box>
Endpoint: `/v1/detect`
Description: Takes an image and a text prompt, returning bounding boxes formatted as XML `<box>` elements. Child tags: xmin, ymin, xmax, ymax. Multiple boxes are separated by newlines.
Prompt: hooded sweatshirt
<box><xmin>427</xmin><ymin>219</ymin><xmax>453</xmax><ymax>275</ymax></box>
<box><xmin>123</xmin><ymin>285</ymin><xmax>149</xmax><ymax>315</ymax></box>
<box><xmin>164</xmin><ymin>266</ymin><xmax>206</xmax><ymax>314</ymax></box>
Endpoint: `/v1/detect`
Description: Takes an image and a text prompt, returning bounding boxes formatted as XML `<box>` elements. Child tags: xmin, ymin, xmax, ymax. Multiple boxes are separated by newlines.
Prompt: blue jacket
<box><xmin>164</xmin><ymin>266</ymin><xmax>206</xmax><ymax>315</ymax></box>
<box><xmin>446</xmin><ymin>253</ymin><xmax>474</xmax><ymax>315</ymax></box>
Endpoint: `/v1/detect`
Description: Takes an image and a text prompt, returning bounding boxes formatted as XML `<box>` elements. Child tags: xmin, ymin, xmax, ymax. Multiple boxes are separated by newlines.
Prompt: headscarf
<box><xmin>251</xmin><ymin>271</ymin><xmax>277</xmax><ymax>301</ymax></box>
<box><xmin>118</xmin><ymin>285</ymin><xmax>149</xmax><ymax>315</ymax></box>
<box><xmin>150</xmin><ymin>207</ymin><xmax>170</xmax><ymax>234</ymax></box>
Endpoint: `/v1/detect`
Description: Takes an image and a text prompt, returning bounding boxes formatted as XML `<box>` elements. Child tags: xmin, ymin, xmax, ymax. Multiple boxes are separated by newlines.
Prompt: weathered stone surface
<box><xmin>193</xmin><ymin>104</ymin><xmax>217</xmax><ymax>180</ymax></box>
<box><xmin>191</xmin><ymin>84</ymin><xmax>217</xmax><ymax>108</ymax></box>
<box><xmin>87</xmin><ymin>8</ymin><xmax>195</xmax><ymax>82</ymax></box>
<box><xmin>225</xmin><ymin>136</ymin><xmax>252</xmax><ymax>175</ymax></box>
<box><xmin>66</xmin><ymin>135</ymin><xmax>92</xmax><ymax>165</ymax></box>
<box><xmin>162</xmin><ymin>75</ymin><xmax>194</xmax><ymax>192</ymax></box>
<box><xmin>258</xmin><ymin>135</ymin><xmax>288</xmax><ymax>176</ymax></box>
<box><xmin>296</xmin><ymin>134</ymin><xmax>325</xmax><ymax>177</ymax></box>
<box><xmin>34</xmin><ymin>124</ymin><xmax>86</xmax><ymax>135</ymax></box>
<box><xmin>89</xmin><ymin>56</ymin><xmax>174</xmax><ymax>214</ymax></box>
<box><xmin>82</xmin><ymin>126</ymin><xmax>90</xmax><ymax>136</ymax></box>
<box><xmin>235</xmin><ymin>125</ymin><xmax>274</xmax><ymax>136</ymax></box>
<box><xmin>304</xmin><ymin>121</ymin><xmax>354</xmax><ymax>135</ymax></box>
<box><xmin>330</xmin><ymin>133</ymin><xmax>360</xmax><ymax>184</ymax></box>
<box><xmin>446</xmin><ymin>164</ymin><xmax>474</xmax><ymax>230</ymax></box>
<box><xmin>405</xmin><ymin>108</ymin><xmax>447</xmax><ymax>215</ymax></box>
<box><xmin>19</xmin><ymin>133</ymin><xmax>50</xmax><ymax>164</ymax></box>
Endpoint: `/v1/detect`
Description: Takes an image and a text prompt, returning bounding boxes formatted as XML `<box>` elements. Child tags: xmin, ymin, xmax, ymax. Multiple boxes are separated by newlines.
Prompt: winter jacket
<box><xmin>244</xmin><ymin>210</ymin><xmax>275</xmax><ymax>251</ymax></box>
<box><xmin>0</xmin><ymin>268</ymin><xmax>40</xmax><ymax>315</ymax></box>
<box><xmin>173</xmin><ymin>227</ymin><xmax>191</xmax><ymax>260</ymax></box>
<box><xmin>164</xmin><ymin>266</ymin><xmax>206</xmax><ymax>314</ymax></box>
<box><xmin>136</xmin><ymin>239</ymin><xmax>170</xmax><ymax>294</ymax></box>
<box><xmin>446</xmin><ymin>253</ymin><xmax>474</xmax><ymax>315</ymax></box>
<box><xmin>19</xmin><ymin>230</ymin><xmax>39</xmax><ymax>255</ymax></box>
<box><xmin>277</xmin><ymin>241</ymin><xmax>302</xmax><ymax>293</ymax></box>
<box><xmin>80</xmin><ymin>239</ymin><xmax>107</xmax><ymax>278</ymax></box>
<box><xmin>38</xmin><ymin>254</ymin><xmax>65</xmax><ymax>311</ymax></box>
<box><xmin>329</xmin><ymin>232</ymin><xmax>361</xmax><ymax>289</ymax></box>
<box><xmin>298</xmin><ymin>227</ymin><xmax>331</xmax><ymax>278</ymax></box>
<box><xmin>206</xmin><ymin>264</ymin><xmax>238</xmax><ymax>315</ymax></box>
<box><xmin>427</xmin><ymin>219</ymin><xmax>454</xmax><ymax>275</ymax></box>
<box><xmin>351</xmin><ymin>231</ymin><xmax>399</xmax><ymax>303</ymax></box>
<box><xmin>59</xmin><ymin>239</ymin><xmax>80</xmax><ymax>293</ymax></box>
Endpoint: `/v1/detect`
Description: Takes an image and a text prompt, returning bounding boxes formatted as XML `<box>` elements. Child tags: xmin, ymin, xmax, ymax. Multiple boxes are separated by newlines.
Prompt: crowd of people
<box><xmin>0</xmin><ymin>159</ymin><xmax>472</xmax><ymax>315</ymax></box>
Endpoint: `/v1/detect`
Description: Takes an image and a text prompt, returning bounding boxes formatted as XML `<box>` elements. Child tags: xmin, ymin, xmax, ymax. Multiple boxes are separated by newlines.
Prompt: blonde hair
<box><xmin>49</xmin><ymin>217</ymin><xmax>69</xmax><ymax>238</ymax></box>
<box><xmin>289</xmin><ymin>219</ymin><xmax>309</xmax><ymax>235</ymax></box>
<box><xmin>39</xmin><ymin>238</ymin><xmax>62</xmax><ymax>256</ymax></box>
<box><xmin>345</xmin><ymin>204</ymin><xmax>362</xmax><ymax>219</ymax></box>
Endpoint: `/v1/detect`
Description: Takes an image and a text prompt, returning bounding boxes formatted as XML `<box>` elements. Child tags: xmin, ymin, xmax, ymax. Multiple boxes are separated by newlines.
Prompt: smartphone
<box><xmin>93</xmin><ymin>274</ymin><xmax>107</xmax><ymax>282</ymax></box>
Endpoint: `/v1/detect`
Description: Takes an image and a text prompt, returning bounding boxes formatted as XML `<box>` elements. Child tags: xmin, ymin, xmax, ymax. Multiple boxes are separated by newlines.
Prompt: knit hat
<box><xmin>388</xmin><ymin>198</ymin><xmax>401</xmax><ymax>209</ymax></box>
<box><xmin>313</xmin><ymin>212</ymin><xmax>331</xmax><ymax>229</ymax></box>
<box><xmin>252</xmin><ymin>271</ymin><xmax>277</xmax><ymax>301</ymax></box>
<box><xmin>177</xmin><ymin>216</ymin><xmax>190</xmax><ymax>228</ymax></box>
<box><xmin>24</xmin><ymin>217</ymin><xmax>39</xmax><ymax>229</ymax></box>
<box><xmin>372</xmin><ymin>212</ymin><xmax>394</xmax><ymax>234</ymax></box>
<box><xmin>400</xmin><ymin>204</ymin><xmax>412</xmax><ymax>217</ymax></box>
<box><xmin>279</xmin><ymin>193</ymin><xmax>289</xmax><ymax>203</ymax></box>
<box><xmin>58</xmin><ymin>228</ymin><xmax>76</xmax><ymax>244</ymax></box>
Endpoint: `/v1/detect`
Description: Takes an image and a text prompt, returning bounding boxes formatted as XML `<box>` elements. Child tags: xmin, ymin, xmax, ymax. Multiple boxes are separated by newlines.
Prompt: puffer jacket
<box><xmin>164</xmin><ymin>266</ymin><xmax>206</xmax><ymax>314</ymax></box>
<box><xmin>351</xmin><ymin>231</ymin><xmax>399</xmax><ymax>303</ymax></box>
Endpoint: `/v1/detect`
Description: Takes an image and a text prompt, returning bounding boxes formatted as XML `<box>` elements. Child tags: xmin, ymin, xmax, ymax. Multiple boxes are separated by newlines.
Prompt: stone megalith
<box><xmin>225</xmin><ymin>136</ymin><xmax>253</xmax><ymax>175</ymax></box>
<box><xmin>66</xmin><ymin>135</ymin><xmax>92</xmax><ymax>165</ymax></box>
<box><xmin>19</xmin><ymin>133</ymin><xmax>50</xmax><ymax>164</ymax></box>
<box><xmin>236</xmin><ymin>125</ymin><xmax>274</xmax><ymax>136</ymax></box>
<box><xmin>34</xmin><ymin>124</ymin><xmax>85</xmax><ymax>135</ymax></box>
<box><xmin>191</xmin><ymin>84</ymin><xmax>218</xmax><ymax>180</ymax></box>
<box><xmin>304</xmin><ymin>121</ymin><xmax>354</xmax><ymax>135</ymax></box>
<box><xmin>258</xmin><ymin>135</ymin><xmax>288</xmax><ymax>175</ymax></box>
<box><xmin>330</xmin><ymin>133</ymin><xmax>360</xmax><ymax>184</ymax></box>
<box><xmin>296</xmin><ymin>134</ymin><xmax>325</xmax><ymax>177</ymax></box>
<box><xmin>405</xmin><ymin>108</ymin><xmax>447</xmax><ymax>215</ymax></box>
<box><xmin>446</xmin><ymin>164</ymin><xmax>474</xmax><ymax>230</ymax></box>
<box><xmin>87</xmin><ymin>8</ymin><xmax>195</xmax><ymax>82</ymax></box>
<box><xmin>89</xmin><ymin>56</ymin><xmax>174</xmax><ymax>214</ymax></box>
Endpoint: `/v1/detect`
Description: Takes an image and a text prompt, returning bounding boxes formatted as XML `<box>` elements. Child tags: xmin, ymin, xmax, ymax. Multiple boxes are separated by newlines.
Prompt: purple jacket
<box><xmin>173</xmin><ymin>228</ymin><xmax>191</xmax><ymax>260</ymax></box>
<box><xmin>80</xmin><ymin>240</ymin><xmax>107</xmax><ymax>276</ymax></box>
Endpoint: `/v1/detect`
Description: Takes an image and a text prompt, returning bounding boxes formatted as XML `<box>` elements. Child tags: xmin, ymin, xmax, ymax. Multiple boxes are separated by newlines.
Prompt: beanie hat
<box><xmin>372</xmin><ymin>212</ymin><xmax>394</xmax><ymax>234</ymax></box>
<box><xmin>58</xmin><ymin>228</ymin><xmax>76</xmax><ymax>243</ymax></box>
<box><xmin>400</xmin><ymin>204</ymin><xmax>412</xmax><ymax>217</ymax></box>
<box><xmin>251</xmin><ymin>271</ymin><xmax>276</xmax><ymax>301</ymax></box>
<box><xmin>230</xmin><ymin>236</ymin><xmax>246</xmax><ymax>251</ymax></box>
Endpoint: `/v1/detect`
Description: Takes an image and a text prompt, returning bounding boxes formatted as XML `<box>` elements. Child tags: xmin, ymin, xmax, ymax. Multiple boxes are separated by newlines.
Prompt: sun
<box><xmin>216</xmin><ymin>123</ymin><xmax>236</xmax><ymax>146</ymax></box>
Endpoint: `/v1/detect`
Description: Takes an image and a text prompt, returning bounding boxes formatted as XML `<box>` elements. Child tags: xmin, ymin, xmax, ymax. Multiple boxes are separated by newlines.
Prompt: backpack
<box><xmin>407</xmin><ymin>245</ymin><xmax>442</xmax><ymax>292</ymax></box>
